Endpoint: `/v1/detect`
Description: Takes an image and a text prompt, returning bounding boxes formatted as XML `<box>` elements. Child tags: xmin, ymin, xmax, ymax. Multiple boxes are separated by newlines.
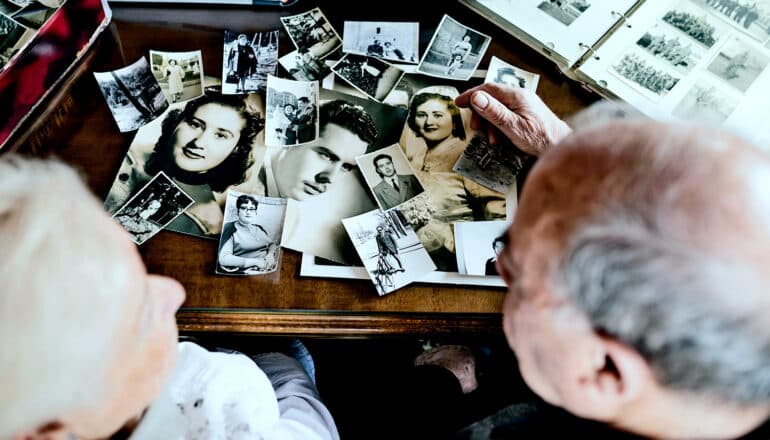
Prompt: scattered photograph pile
<box><xmin>95</xmin><ymin>8</ymin><xmax>542</xmax><ymax>295</ymax></box>
<box><xmin>0</xmin><ymin>0</ymin><xmax>64</xmax><ymax>69</ymax></box>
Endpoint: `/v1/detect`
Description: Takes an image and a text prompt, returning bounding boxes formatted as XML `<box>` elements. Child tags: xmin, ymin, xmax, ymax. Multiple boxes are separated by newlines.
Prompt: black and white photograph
<box><xmin>103</xmin><ymin>93</ymin><xmax>266</xmax><ymax>240</ymax></box>
<box><xmin>0</xmin><ymin>0</ymin><xmax>23</xmax><ymax>15</ymax></box>
<box><xmin>278</xmin><ymin>48</ymin><xmax>332</xmax><ymax>81</ymax></box>
<box><xmin>707</xmin><ymin>36</ymin><xmax>769</xmax><ymax>91</ymax></box>
<box><xmin>149</xmin><ymin>50</ymin><xmax>205</xmax><ymax>104</ymax></box>
<box><xmin>11</xmin><ymin>0</ymin><xmax>57</xmax><ymax>29</ymax></box>
<box><xmin>265</xmin><ymin>74</ymin><xmax>319</xmax><ymax>147</ymax></box>
<box><xmin>111</xmin><ymin>171</ymin><xmax>194</xmax><ymax>245</ymax></box>
<box><xmin>331</xmin><ymin>54</ymin><xmax>404</xmax><ymax>101</ymax></box>
<box><xmin>694</xmin><ymin>0</ymin><xmax>770</xmax><ymax>43</ymax></box>
<box><xmin>222</xmin><ymin>30</ymin><xmax>279</xmax><ymax>95</ymax></box>
<box><xmin>382</xmin><ymin>70</ymin><xmax>484</xmax><ymax>110</ymax></box>
<box><xmin>416</xmin><ymin>15</ymin><xmax>491</xmax><ymax>81</ymax></box>
<box><xmin>635</xmin><ymin>24</ymin><xmax>704</xmax><ymax>73</ymax></box>
<box><xmin>342</xmin><ymin>21</ymin><xmax>419</xmax><ymax>63</ymax></box>
<box><xmin>280</xmin><ymin>7</ymin><xmax>341</xmax><ymax>60</ymax></box>
<box><xmin>612</xmin><ymin>52</ymin><xmax>681</xmax><ymax>97</ymax></box>
<box><xmin>673</xmin><ymin>81</ymin><xmax>738</xmax><ymax>123</ymax></box>
<box><xmin>0</xmin><ymin>12</ymin><xmax>30</xmax><ymax>69</ymax></box>
<box><xmin>93</xmin><ymin>57</ymin><xmax>169</xmax><ymax>133</ymax></box>
<box><xmin>484</xmin><ymin>56</ymin><xmax>540</xmax><ymax>91</ymax></box>
<box><xmin>356</xmin><ymin>143</ymin><xmax>425</xmax><ymax>212</ymax></box>
<box><xmin>454</xmin><ymin>220</ymin><xmax>509</xmax><ymax>276</ymax></box>
<box><xmin>662</xmin><ymin>2</ymin><xmax>725</xmax><ymax>48</ymax></box>
<box><xmin>216</xmin><ymin>191</ymin><xmax>286</xmax><ymax>276</ymax></box>
<box><xmin>537</xmin><ymin>0</ymin><xmax>592</xmax><ymax>26</ymax></box>
<box><xmin>452</xmin><ymin>133</ymin><xmax>530</xmax><ymax>194</ymax></box>
<box><xmin>342</xmin><ymin>208</ymin><xmax>436</xmax><ymax>296</ymax></box>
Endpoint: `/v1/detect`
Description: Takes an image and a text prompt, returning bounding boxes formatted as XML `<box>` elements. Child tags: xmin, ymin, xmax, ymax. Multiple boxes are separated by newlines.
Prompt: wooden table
<box><xmin>37</xmin><ymin>0</ymin><xmax>595</xmax><ymax>336</ymax></box>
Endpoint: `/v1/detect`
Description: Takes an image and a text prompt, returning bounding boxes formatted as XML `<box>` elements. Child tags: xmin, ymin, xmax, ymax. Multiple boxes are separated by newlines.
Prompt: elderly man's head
<box><xmin>0</xmin><ymin>157</ymin><xmax>185</xmax><ymax>438</ymax></box>
<box><xmin>499</xmin><ymin>119</ymin><xmax>770</xmax><ymax>438</ymax></box>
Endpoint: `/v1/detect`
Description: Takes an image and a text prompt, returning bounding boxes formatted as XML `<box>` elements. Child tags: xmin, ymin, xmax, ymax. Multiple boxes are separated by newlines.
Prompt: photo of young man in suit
<box><xmin>360</xmin><ymin>146</ymin><xmax>425</xmax><ymax>211</ymax></box>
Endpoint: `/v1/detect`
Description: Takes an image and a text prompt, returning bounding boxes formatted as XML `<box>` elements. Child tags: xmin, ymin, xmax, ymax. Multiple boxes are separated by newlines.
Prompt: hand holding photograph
<box><xmin>452</xmin><ymin>133</ymin><xmax>531</xmax><ymax>194</ymax></box>
<box><xmin>265</xmin><ymin>74</ymin><xmax>319</xmax><ymax>147</ymax></box>
<box><xmin>484</xmin><ymin>55</ymin><xmax>540</xmax><ymax>90</ymax></box>
<box><xmin>342</xmin><ymin>208</ymin><xmax>436</xmax><ymax>296</ymax></box>
<box><xmin>112</xmin><ymin>171</ymin><xmax>194</xmax><ymax>245</ymax></box>
<box><xmin>216</xmin><ymin>191</ymin><xmax>287</xmax><ymax>276</ymax></box>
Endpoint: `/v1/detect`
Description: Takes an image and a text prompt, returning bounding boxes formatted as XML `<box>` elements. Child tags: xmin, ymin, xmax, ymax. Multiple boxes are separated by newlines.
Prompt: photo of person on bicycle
<box><xmin>376</xmin><ymin>225</ymin><xmax>405</xmax><ymax>273</ymax></box>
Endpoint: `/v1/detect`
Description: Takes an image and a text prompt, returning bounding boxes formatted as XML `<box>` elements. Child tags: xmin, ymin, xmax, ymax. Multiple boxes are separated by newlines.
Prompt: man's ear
<box><xmin>12</xmin><ymin>420</ymin><xmax>69</xmax><ymax>440</ymax></box>
<box><xmin>565</xmin><ymin>334</ymin><xmax>653</xmax><ymax>422</ymax></box>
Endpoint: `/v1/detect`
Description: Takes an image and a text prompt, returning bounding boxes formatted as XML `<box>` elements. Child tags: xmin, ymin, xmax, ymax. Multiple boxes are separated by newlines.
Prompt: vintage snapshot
<box><xmin>673</xmin><ymin>80</ymin><xmax>738</xmax><ymax>123</ymax></box>
<box><xmin>331</xmin><ymin>54</ymin><xmax>404</xmax><ymax>101</ymax></box>
<box><xmin>342</xmin><ymin>209</ymin><xmax>436</xmax><ymax>296</ymax></box>
<box><xmin>452</xmin><ymin>133</ymin><xmax>530</xmax><ymax>194</ymax></box>
<box><xmin>222</xmin><ymin>30</ymin><xmax>279</xmax><ymax>94</ymax></box>
<box><xmin>662</xmin><ymin>2</ymin><xmax>725</xmax><ymax>48</ymax></box>
<box><xmin>104</xmin><ymin>92</ymin><xmax>267</xmax><ymax>240</ymax></box>
<box><xmin>0</xmin><ymin>12</ymin><xmax>30</xmax><ymax>69</ymax></box>
<box><xmin>454</xmin><ymin>220</ymin><xmax>509</xmax><ymax>276</ymax></box>
<box><xmin>342</xmin><ymin>21</ymin><xmax>420</xmax><ymax>63</ymax></box>
<box><xmin>635</xmin><ymin>24</ymin><xmax>704</xmax><ymax>73</ymax></box>
<box><xmin>707</xmin><ymin>36</ymin><xmax>769</xmax><ymax>92</ymax></box>
<box><xmin>356</xmin><ymin>143</ymin><xmax>425</xmax><ymax>212</ymax></box>
<box><xmin>10</xmin><ymin>0</ymin><xmax>57</xmax><ymax>29</ymax></box>
<box><xmin>280</xmin><ymin>7</ymin><xmax>342</xmax><ymax>59</ymax></box>
<box><xmin>694</xmin><ymin>0</ymin><xmax>770</xmax><ymax>43</ymax></box>
<box><xmin>265</xmin><ymin>75</ymin><xmax>319</xmax><ymax>147</ymax></box>
<box><xmin>382</xmin><ymin>69</ymin><xmax>484</xmax><ymax>110</ymax></box>
<box><xmin>416</xmin><ymin>15</ymin><xmax>491</xmax><ymax>81</ymax></box>
<box><xmin>278</xmin><ymin>48</ymin><xmax>332</xmax><ymax>81</ymax></box>
<box><xmin>111</xmin><ymin>172</ymin><xmax>194</xmax><ymax>245</ymax></box>
<box><xmin>149</xmin><ymin>50</ymin><xmax>205</xmax><ymax>104</ymax></box>
<box><xmin>279</xmin><ymin>89</ymin><xmax>409</xmax><ymax>264</ymax></box>
<box><xmin>397</xmin><ymin>84</ymin><xmax>509</xmax><ymax>271</ymax></box>
<box><xmin>216</xmin><ymin>191</ymin><xmax>286</xmax><ymax>276</ymax></box>
<box><xmin>537</xmin><ymin>0</ymin><xmax>591</xmax><ymax>26</ymax></box>
<box><xmin>93</xmin><ymin>57</ymin><xmax>169</xmax><ymax>133</ymax></box>
<box><xmin>612</xmin><ymin>52</ymin><xmax>681</xmax><ymax>98</ymax></box>
<box><xmin>484</xmin><ymin>56</ymin><xmax>540</xmax><ymax>90</ymax></box>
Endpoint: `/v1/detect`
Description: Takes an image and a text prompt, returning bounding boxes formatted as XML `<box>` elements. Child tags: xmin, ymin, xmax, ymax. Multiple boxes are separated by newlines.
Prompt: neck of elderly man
<box><xmin>500</xmin><ymin>115</ymin><xmax>770</xmax><ymax>439</ymax></box>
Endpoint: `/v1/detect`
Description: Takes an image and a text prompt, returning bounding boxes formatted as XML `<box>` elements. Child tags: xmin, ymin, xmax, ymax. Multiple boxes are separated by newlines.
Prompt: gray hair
<box><xmin>548</xmin><ymin>118</ymin><xmax>770</xmax><ymax>404</ymax></box>
<box><xmin>0</xmin><ymin>156</ymin><xmax>132</xmax><ymax>436</ymax></box>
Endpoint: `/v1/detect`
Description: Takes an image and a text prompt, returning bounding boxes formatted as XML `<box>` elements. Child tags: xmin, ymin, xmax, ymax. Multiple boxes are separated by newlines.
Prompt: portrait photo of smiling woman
<box><xmin>104</xmin><ymin>93</ymin><xmax>265</xmax><ymax>238</ymax></box>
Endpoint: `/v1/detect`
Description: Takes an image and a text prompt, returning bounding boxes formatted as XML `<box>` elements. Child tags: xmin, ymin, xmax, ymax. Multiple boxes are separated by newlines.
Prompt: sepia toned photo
<box><xmin>280</xmin><ymin>7</ymin><xmax>341</xmax><ymax>59</ymax></box>
<box><xmin>454</xmin><ymin>220</ymin><xmax>509</xmax><ymax>276</ymax></box>
<box><xmin>612</xmin><ymin>52</ymin><xmax>680</xmax><ymax>97</ymax></box>
<box><xmin>357</xmin><ymin>143</ymin><xmax>424</xmax><ymax>212</ymax></box>
<box><xmin>636</xmin><ymin>24</ymin><xmax>704</xmax><ymax>73</ymax></box>
<box><xmin>265</xmin><ymin>75</ymin><xmax>319</xmax><ymax>147</ymax></box>
<box><xmin>93</xmin><ymin>57</ymin><xmax>169</xmax><ymax>133</ymax></box>
<box><xmin>707</xmin><ymin>36</ymin><xmax>769</xmax><ymax>92</ymax></box>
<box><xmin>216</xmin><ymin>191</ymin><xmax>286</xmax><ymax>276</ymax></box>
<box><xmin>112</xmin><ymin>172</ymin><xmax>194</xmax><ymax>245</ymax></box>
<box><xmin>673</xmin><ymin>81</ymin><xmax>738</xmax><ymax>123</ymax></box>
<box><xmin>537</xmin><ymin>0</ymin><xmax>591</xmax><ymax>26</ymax></box>
<box><xmin>149</xmin><ymin>50</ymin><xmax>205</xmax><ymax>104</ymax></box>
<box><xmin>693</xmin><ymin>0</ymin><xmax>770</xmax><ymax>43</ymax></box>
<box><xmin>222</xmin><ymin>30</ymin><xmax>279</xmax><ymax>95</ymax></box>
<box><xmin>416</xmin><ymin>15</ymin><xmax>491</xmax><ymax>81</ymax></box>
<box><xmin>662</xmin><ymin>2</ymin><xmax>724</xmax><ymax>48</ymax></box>
<box><xmin>331</xmin><ymin>54</ymin><xmax>404</xmax><ymax>101</ymax></box>
<box><xmin>104</xmin><ymin>93</ymin><xmax>266</xmax><ymax>240</ymax></box>
<box><xmin>484</xmin><ymin>55</ymin><xmax>540</xmax><ymax>90</ymax></box>
<box><xmin>342</xmin><ymin>208</ymin><xmax>436</xmax><ymax>296</ymax></box>
<box><xmin>342</xmin><ymin>21</ymin><xmax>419</xmax><ymax>63</ymax></box>
<box><xmin>278</xmin><ymin>48</ymin><xmax>332</xmax><ymax>82</ymax></box>
<box><xmin>452</xmin><ymin>133</ymin><xmax>530</xmax><ymax>194</ymax></box>
<box><xmin>0</xmin><ymin>12</ymin><xmax>30</xmax><ymax>69</ymax></box>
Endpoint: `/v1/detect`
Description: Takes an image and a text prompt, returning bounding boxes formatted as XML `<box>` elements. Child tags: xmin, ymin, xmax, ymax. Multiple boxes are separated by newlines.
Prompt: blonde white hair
<box><xmin>0</xmin><ymin>156</ymin><xmax>133</xmax><ymax>436</ymax></box>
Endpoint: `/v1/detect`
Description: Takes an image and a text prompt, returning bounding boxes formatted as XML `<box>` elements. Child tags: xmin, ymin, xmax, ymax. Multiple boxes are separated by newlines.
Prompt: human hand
<box><xmin>455</xmin><ymin>83</ymin><xmax>571</xmax><ymax>156</ymax></box>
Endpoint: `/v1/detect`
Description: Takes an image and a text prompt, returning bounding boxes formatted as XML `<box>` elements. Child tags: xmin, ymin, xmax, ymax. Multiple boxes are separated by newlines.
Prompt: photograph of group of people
<box><xmin>342</xmin><ymin>21</ymin><xmax>420</xmax><ymax>64</ymax></box>
<box><xmin>265</xmin><ymin>74</ymin><xmax>319</xmax><ymax>146</ymax></box>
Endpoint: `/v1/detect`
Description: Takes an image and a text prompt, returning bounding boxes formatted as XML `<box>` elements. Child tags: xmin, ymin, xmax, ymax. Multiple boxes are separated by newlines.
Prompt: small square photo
<box><xmin>356</xmin><ymin>143</ymin><xmax>425</xmax><ymax>211</ymax></box>
<box><xmin>416</xmin><ymin>15</ymin><xmax>491</xmax><ymax>81</ymax></box>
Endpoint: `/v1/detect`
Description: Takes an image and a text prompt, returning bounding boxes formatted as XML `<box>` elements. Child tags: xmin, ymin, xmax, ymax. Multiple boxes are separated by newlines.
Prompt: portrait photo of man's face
<box><xmin>374</xmin><ymin>156</ymin><xmax>396</xmax><ymax>178</ymax></box>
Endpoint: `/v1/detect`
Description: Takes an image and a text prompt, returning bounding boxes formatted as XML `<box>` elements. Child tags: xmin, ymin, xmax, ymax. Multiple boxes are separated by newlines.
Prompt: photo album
<box><xmin>461</xmin><ymin>0</ymin><xmax>770</xmax><ymax>146</ymax></box>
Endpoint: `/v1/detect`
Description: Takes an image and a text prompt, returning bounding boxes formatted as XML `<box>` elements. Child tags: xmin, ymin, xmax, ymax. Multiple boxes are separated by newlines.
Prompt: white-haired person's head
<box><xmin>498</xmin><ymin>117</ymin><xmax>770</xmax><ymax>438</ymax></box>
<box><xmin>0</xmin><ymin>156</ymin><xmax>185</xmax><ymax>439</ymax></box>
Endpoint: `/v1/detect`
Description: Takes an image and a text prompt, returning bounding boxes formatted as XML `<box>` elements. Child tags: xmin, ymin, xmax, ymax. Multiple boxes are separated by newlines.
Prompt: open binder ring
<box><xmin>578</xmin><ymin>43</ymin><xmax>600</xmax><ymax>61</ymax></box>
<box><xmin>611</xmin><ymin>10</ymin><xmax>633</xmax><ymax>28</ymax></box>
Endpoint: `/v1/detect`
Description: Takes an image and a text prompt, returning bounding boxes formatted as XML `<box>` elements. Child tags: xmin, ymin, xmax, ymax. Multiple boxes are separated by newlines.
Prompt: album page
<box><xmin>577</xmin><ymin>0</ymin><xmax>770</xmax><ymax>144</ymax></box>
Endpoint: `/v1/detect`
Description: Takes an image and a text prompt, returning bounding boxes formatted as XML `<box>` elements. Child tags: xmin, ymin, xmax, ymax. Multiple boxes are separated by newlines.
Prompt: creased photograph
<box><xmin>452</xmin><ymin>132</ymin><xmax>531</xmax><ymax>194</ymax></box>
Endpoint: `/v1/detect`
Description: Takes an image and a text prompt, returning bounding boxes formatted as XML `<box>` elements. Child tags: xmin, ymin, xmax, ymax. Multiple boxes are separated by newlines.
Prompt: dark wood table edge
<box><xmin>177</xmin><ymin>309</ymin><xmax>503</xmax><ymax>337</ymax></box>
